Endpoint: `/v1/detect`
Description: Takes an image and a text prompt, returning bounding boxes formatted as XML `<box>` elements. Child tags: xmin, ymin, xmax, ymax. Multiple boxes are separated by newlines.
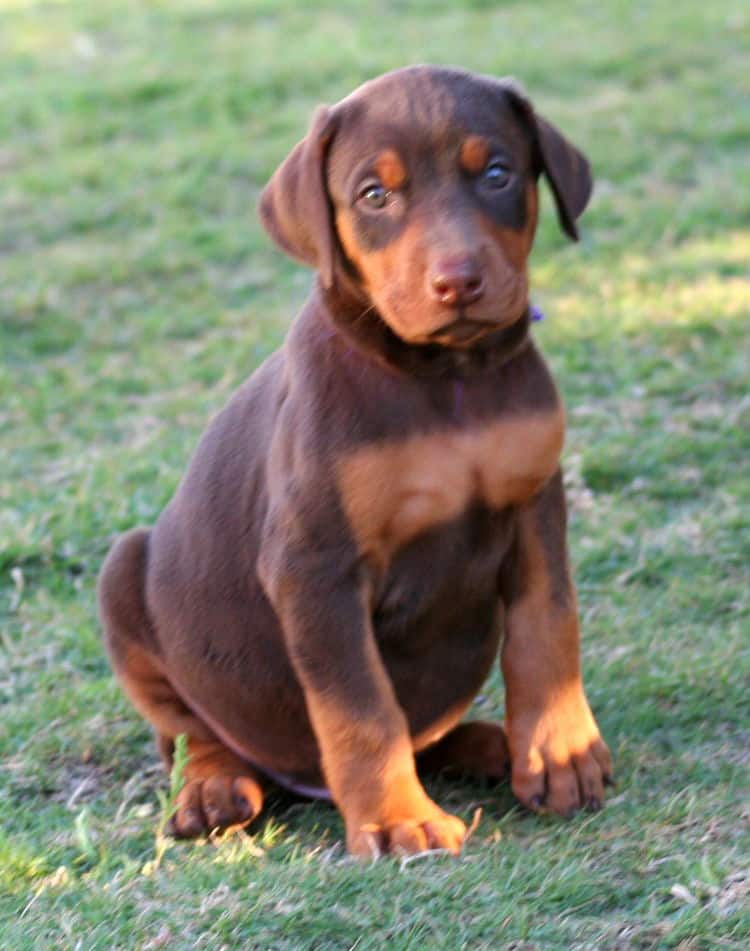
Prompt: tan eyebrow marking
<box><xmin>459</xmin><ymin>135</ymin><xmax>491</xmax><ymax>174</ymax></box>
<box><xmin>374</xmin><ymin>149</ymin><xmax>407</xmax><ymax>190</ymax></box>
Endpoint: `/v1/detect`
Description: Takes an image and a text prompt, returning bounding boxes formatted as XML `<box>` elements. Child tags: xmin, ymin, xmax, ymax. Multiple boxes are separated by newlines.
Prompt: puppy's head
<box><xmin>260</xmin><ymin>66</ymin><xmax>591</xmax><ymax>348</ymax></box>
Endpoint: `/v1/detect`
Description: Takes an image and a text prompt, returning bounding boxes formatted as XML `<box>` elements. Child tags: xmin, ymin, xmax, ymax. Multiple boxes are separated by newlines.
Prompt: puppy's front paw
<box><xmin>508</xmin><ymin>691</ymin><xmax>613</xmax><ymax>817</ymax></box>
<box><xmin>348</xmin><ymin>804</ymin><xmax>466</xmax><ymax>858</ymax></box>
<box><xmin>171</xmin><ymin>775</ymin><xmax>263</xmax><ymax>838</ymax></box>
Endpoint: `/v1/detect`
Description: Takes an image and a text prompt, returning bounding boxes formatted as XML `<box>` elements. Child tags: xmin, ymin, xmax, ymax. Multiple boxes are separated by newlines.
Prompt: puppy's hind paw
<box><xmin>170</xmin><ymin>774</ymin><xmax>263</xmax><ymax>838</ymax></box>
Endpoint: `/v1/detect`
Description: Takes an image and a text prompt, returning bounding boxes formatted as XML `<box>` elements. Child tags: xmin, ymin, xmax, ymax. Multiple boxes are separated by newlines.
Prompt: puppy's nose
<box><xmin>428</xmin><ymin>256</ymin><xmax>485</xmax><ymax>307</ymax></box>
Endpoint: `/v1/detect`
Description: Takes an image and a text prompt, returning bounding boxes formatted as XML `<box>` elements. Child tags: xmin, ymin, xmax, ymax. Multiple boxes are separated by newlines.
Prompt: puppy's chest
<box><xmin>337</xmin><ymin>407</ymin><xmax>564</xmax><ymax>563</ymax></box>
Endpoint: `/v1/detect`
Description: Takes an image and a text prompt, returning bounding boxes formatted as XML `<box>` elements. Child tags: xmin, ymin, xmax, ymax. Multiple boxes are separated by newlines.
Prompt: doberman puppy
<box><xmin>99</xmin><ymin>65</ymin><xmax>612</xmax><ymax>858</ymax></box>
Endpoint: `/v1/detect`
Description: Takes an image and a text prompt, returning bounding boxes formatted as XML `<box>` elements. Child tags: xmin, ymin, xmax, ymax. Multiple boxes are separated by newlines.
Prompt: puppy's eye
<box><xmin>483</xmin><ymin>160</ymin><xmax>512</xmax><ymax>189</ymax></box>
<box><xmin>358</xmin><ymin>183</ymin><xmax>391</xmax><ymax>209</ymax></box>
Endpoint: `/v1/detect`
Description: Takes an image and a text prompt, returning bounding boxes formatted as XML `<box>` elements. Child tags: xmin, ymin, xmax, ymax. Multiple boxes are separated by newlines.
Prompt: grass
<box><xmin>1</xmin><ymin>0</ymin><xmax>749</xmax><ymax>947</ymax></box>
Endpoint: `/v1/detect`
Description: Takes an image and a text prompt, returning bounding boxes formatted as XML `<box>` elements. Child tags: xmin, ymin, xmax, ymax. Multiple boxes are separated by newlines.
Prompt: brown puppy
<box><xmin>99</xmin><ymin>65</ymin><xmax>612</xmax><ymax>858</ymax></box>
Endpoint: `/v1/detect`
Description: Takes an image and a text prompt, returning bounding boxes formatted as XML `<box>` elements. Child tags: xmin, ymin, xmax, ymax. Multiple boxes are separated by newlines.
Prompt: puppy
<box><xmin>99</xmin><ymin>65</ymin><xmax>612</xmax><ymax>858</ymax></box>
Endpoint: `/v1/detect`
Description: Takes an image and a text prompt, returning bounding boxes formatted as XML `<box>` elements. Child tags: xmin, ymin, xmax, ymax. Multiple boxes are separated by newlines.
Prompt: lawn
<box><xmin>1</xmin><ymin>0</ymin><xmax>749</xmax><ymax>947</ymax></box>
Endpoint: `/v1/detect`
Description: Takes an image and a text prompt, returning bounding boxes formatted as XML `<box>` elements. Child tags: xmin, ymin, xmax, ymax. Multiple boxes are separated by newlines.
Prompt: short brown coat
<box><xmin>99</xmin><ymin>66</ymin><xmax>612</xmax><ymax>857</ymax></box>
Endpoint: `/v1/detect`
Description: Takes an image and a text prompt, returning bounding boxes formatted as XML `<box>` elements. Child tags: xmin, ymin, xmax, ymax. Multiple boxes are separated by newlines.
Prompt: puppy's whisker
<box><xmin>352</xmin><ymin>303</ymin><xmax>377</xmax><ymax>326</ymax></box>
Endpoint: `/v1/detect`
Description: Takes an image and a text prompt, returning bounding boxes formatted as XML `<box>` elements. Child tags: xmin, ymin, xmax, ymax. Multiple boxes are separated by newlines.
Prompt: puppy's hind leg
<box><xmin>417</xmin><ymin>721</ymin><xmax>510</xmax><ymax>782</ymax></box>
<box><xmin>98</xmin><ymin>529</ymin><xmax>265</xmax><ymax>837</ymax></box>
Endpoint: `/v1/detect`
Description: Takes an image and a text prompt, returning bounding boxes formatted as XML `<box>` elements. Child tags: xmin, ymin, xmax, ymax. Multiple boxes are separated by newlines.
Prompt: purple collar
<box><xmin>530</xmin><ymin>304</ymin><xmax>545</xmax><ymax>323</ymax></box>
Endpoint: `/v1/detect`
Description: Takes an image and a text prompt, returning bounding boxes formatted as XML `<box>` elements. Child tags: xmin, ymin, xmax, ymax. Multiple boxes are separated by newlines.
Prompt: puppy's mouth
<box><xmin>426</xmin><ymin>315</ymin><xmax>501</xmax><ymax>347</ymax></box>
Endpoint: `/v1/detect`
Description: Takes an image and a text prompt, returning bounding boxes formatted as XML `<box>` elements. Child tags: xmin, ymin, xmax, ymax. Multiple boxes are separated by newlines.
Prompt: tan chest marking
<box><xmin>337</xmin><ymin>408</ymin><xmax>565</xmax><ymax>562</ymax></box>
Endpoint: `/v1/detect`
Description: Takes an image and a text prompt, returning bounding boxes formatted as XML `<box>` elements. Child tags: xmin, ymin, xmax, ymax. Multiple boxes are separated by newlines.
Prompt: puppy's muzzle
<box><xmin>427</xmin><ymin>255</ymin><xmax>486</xmax><ymax>308</ymax></box>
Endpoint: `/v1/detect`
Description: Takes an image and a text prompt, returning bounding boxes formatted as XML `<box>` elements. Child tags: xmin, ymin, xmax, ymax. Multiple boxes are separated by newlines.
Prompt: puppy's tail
<box><xmin>98</xmin><ymin>528</ymin><xmax>156</xmax><ymax>664</ymax></box>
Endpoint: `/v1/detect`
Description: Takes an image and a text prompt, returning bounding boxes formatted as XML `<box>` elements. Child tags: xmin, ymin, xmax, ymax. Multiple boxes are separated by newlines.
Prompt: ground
<box><xmin>1</xmin><ymin>0</ymin><xmax>748</xmax><ymax>948</ymax></box>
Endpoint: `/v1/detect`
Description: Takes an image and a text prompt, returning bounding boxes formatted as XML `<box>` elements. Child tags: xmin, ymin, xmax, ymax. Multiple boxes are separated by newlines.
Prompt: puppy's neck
<box><xmin>316</xmin><ymin>278</ymin><xmax>531</xmax><ymax>379</ymax></box>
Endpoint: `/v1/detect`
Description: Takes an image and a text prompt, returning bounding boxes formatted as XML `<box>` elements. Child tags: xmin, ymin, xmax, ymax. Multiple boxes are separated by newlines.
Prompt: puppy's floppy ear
<box><xmin>502</xmin><ymin>82</ymin><xmax>592</xmax><ymax>241</ymax></box>
<box><xmin>258</xmin><ymin>106</ymin><xmax>339</xmax><ymax>287</ymax></box>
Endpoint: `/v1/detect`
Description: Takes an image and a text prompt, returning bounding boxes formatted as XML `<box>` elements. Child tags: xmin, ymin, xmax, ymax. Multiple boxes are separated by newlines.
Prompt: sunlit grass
<box><xmin>1</xmin><ymin>1</ymin><xmax>749</xmax><ymax>948</ymax></box>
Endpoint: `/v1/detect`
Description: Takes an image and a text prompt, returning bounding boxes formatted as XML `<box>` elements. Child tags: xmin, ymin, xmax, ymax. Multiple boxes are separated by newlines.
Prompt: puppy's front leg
<box><xmin>501</xmin><ymin>471</ymin><xmax>613</xmax><ymax>816</ymax></box>
<box><xmin>259</xmin><ymin>515</ymin><xmax>466</xmax><ymax>858</ymax></box>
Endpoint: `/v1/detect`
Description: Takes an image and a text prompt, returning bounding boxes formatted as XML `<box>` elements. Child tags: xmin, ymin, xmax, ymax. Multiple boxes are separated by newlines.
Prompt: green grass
<box><xmin>1</xmin><ymin>0</ymin><xmax>749</xmax><ymax>947</ymax></box>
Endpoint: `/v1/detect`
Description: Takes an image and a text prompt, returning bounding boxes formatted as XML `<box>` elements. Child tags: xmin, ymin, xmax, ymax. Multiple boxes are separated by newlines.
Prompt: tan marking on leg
<box><xmin>300</xmin><ymin>671</ymin><xmax>466</xmax><ymax>857</ymax></box>
<box><xmin>501</xmin><ymin>485</ymin><xmax>612</xmax><ymax>816</ymax></box>
<box><xmin>109</xmin><ymin>640</ymin><xmax>265</xmax><ymax>836</ymax></box>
